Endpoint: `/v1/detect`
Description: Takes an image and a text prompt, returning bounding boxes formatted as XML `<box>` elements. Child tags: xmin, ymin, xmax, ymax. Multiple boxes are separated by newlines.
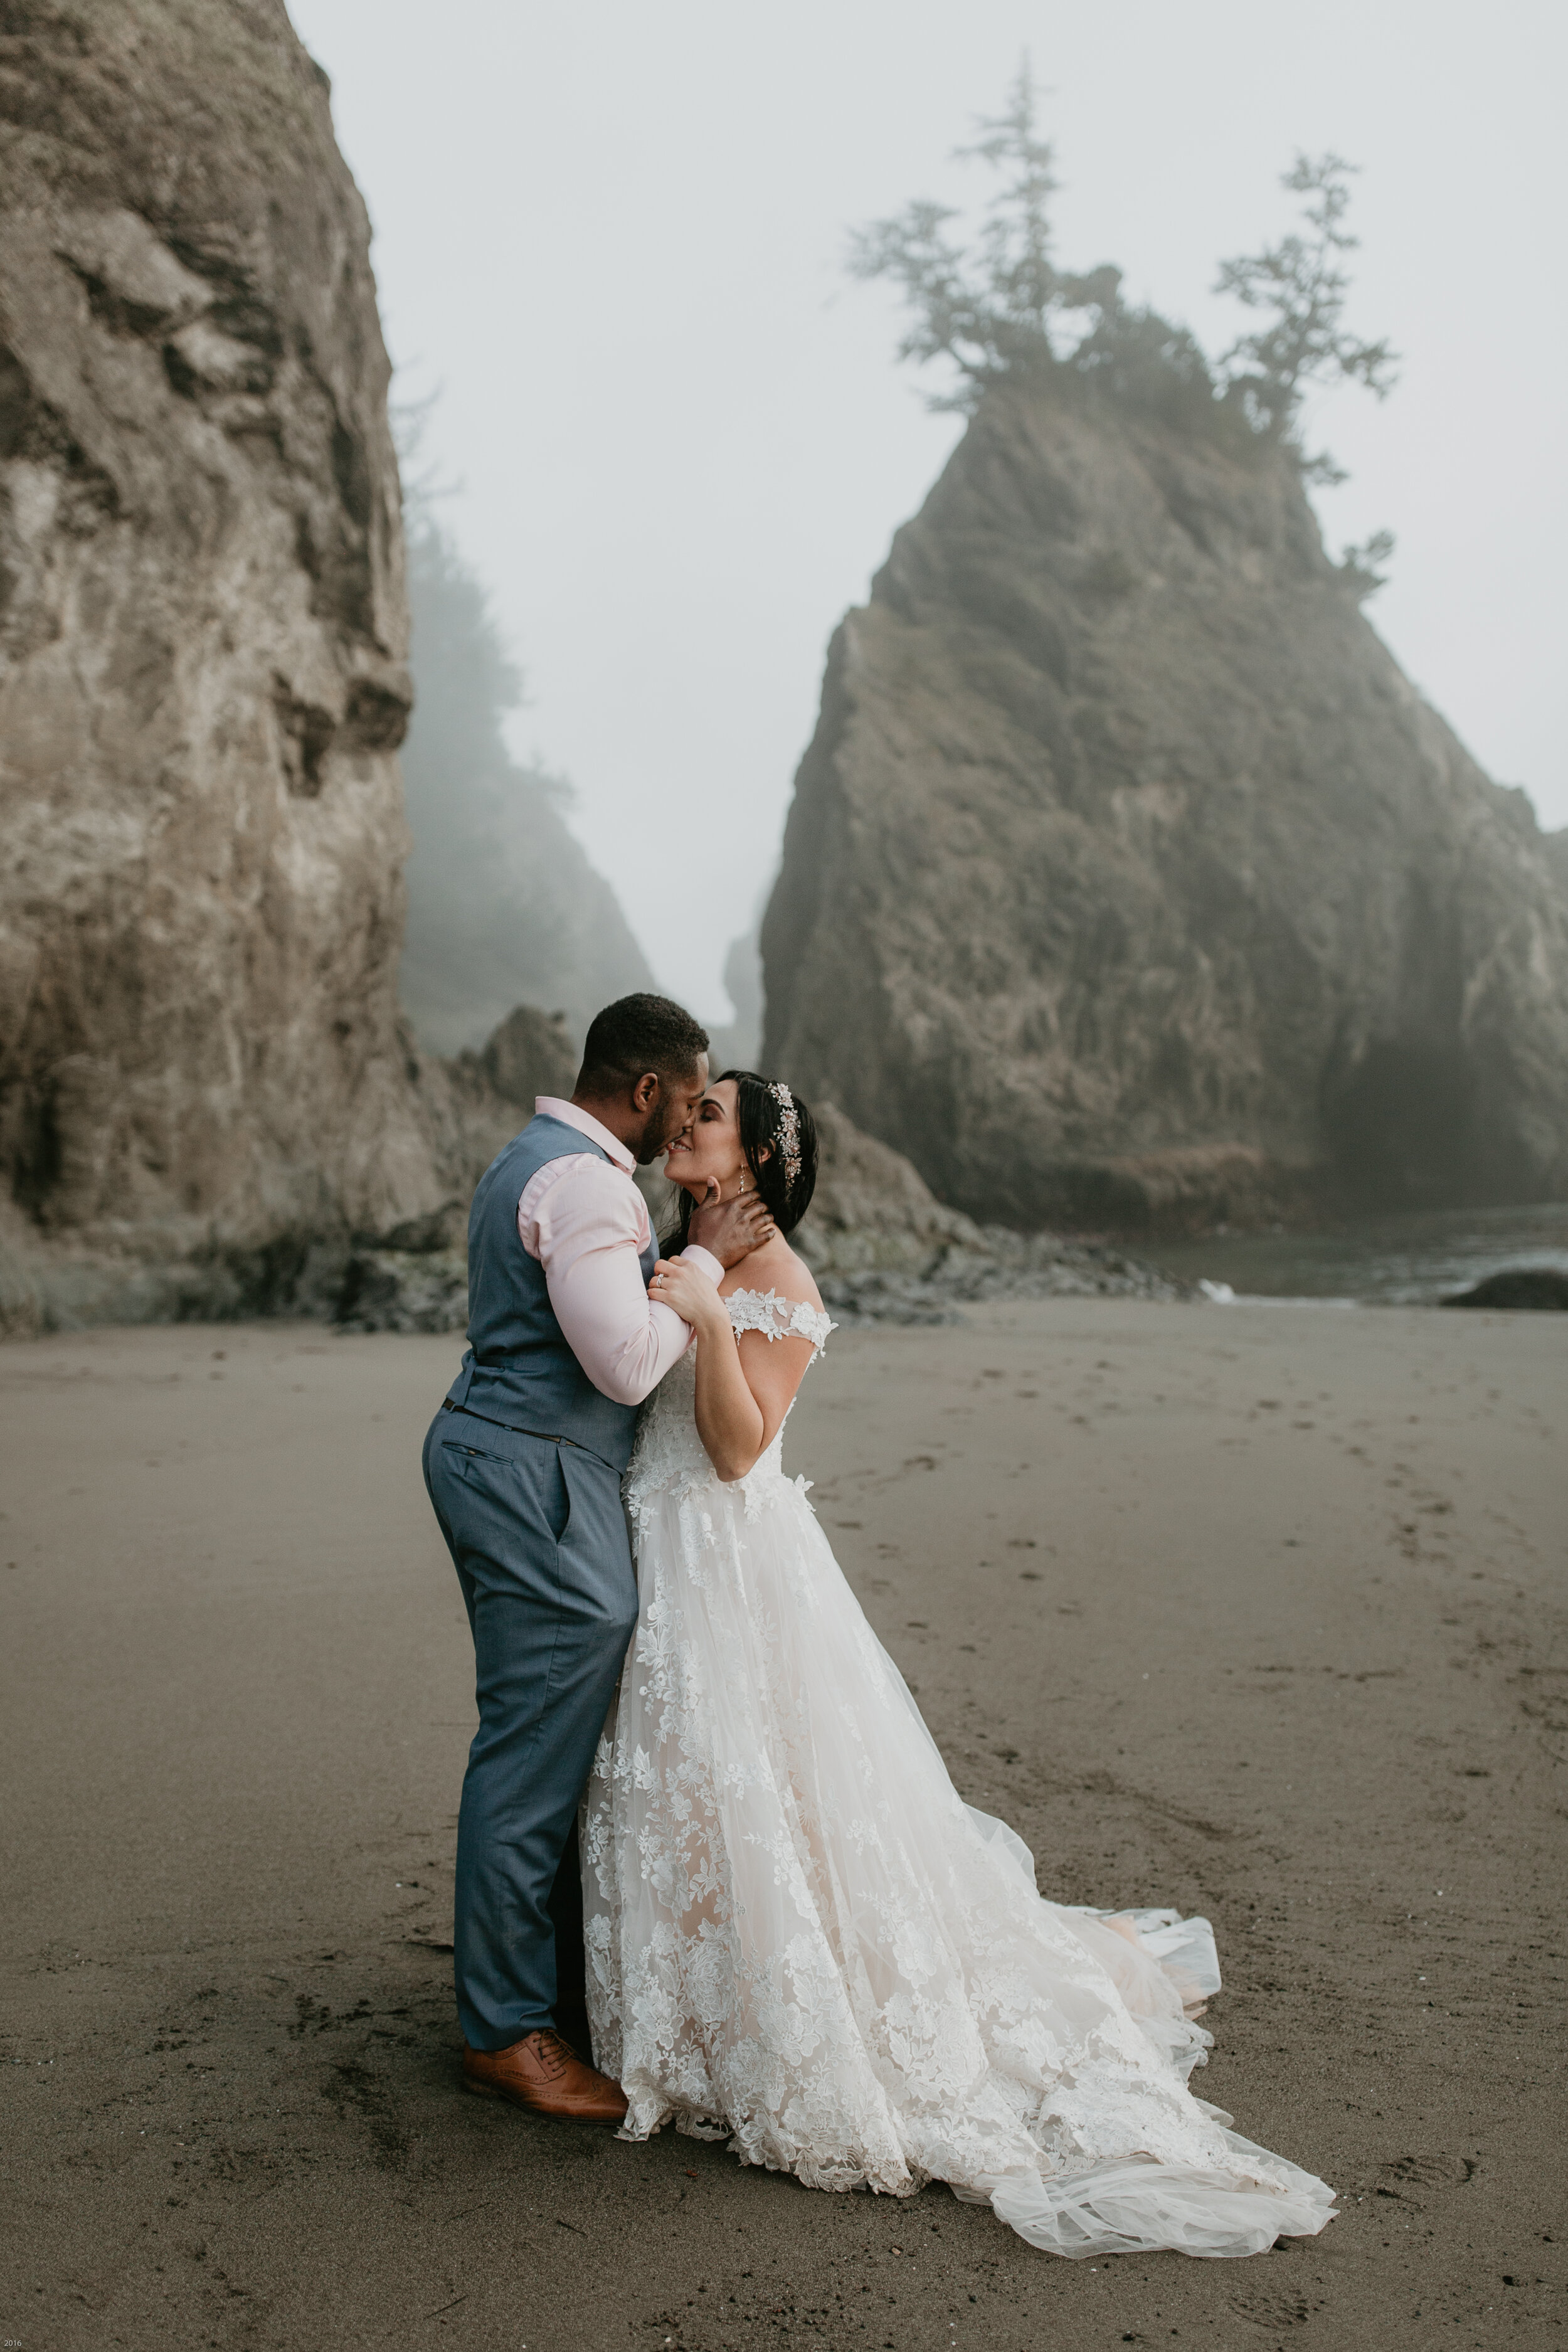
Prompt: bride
<box><xmin>580</xmin><ymin>1071</ymin><xmax>1335</xmax><ymax>2259</ymax></box>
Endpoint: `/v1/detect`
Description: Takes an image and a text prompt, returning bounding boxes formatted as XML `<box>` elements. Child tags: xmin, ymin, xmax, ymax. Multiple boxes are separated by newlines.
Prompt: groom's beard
<box><xmin>634</xmin><ymin>1096</ymin><xmax>697</xmax><ymax>1165</ymax></box>
<box><xmin>627</xmin><ymin>1106</ymin><xmax>657</xmax><ymax>1165</ymax></box>
<box><xmin>632</xmin><ymin>1108</ymin><xmax>678</xmax><ymax>1165</ymax></box>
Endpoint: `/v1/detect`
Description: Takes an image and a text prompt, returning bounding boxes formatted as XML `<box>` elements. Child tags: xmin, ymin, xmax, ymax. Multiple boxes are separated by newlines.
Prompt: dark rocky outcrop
<box><xmin>0</xmin><ymin>0</ymin><xmax>455</xmax><ymax>1320</ymax></box>
<box><xmin>762</xmin><ymin>371</ymin><xmax>1568</xmax><ymax>1231</ymax></box>
<box><xmin>1441</xmin><ymin>1268</ymin><xmax>1568</xmax><ymax>1312</ymax></box>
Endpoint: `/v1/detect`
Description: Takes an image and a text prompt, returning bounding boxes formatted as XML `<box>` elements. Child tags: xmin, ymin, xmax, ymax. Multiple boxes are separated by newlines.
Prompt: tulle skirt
<box><xmin>581</xmin><ymin>1463</ymin><xmax>1335</xmax><ymax>2259</ymax></box>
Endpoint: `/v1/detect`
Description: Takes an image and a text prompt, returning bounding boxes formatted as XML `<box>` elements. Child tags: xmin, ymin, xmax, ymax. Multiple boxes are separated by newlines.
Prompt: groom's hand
<box><xmin>689</xmin><ymin>1181</ymin><xmax>776</xmax><ymax>1269</ymax></box>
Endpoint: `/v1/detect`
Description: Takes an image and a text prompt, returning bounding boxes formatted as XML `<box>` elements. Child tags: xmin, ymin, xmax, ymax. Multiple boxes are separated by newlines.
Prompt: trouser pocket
<box><xmin>438</xmin><ymin>1433</ymin><xmax>571</xmax><ymax>1545</ymax></box>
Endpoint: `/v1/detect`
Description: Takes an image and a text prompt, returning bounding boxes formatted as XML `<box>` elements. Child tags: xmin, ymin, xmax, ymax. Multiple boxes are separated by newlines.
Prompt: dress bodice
<box><xmin>623</xmin><ymin>1286</ymin><xmax>834</xmax><ymax>1532</ymax></box>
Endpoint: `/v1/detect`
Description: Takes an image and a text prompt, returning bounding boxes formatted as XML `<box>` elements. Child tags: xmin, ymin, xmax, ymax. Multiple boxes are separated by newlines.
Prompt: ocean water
<box><xmin>1146</xmin><ymin>1201</ymin><xmax>1568</xmax><ymax>1307</ymax></box>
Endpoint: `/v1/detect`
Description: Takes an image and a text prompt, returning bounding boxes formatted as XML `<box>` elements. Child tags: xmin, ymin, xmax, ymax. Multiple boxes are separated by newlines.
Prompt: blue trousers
<box><xmin>423</xmin><ymin>1407</ymin><xmax>638</xmax><ymax>2050</ymax></box>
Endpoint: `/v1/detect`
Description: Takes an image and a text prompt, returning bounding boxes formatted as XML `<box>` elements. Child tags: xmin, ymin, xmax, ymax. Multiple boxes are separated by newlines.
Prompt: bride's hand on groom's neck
<box><xmin>689</xmin><ymin>1180</ymin><xmax>776</xmax><ymax>1270</ymax></box>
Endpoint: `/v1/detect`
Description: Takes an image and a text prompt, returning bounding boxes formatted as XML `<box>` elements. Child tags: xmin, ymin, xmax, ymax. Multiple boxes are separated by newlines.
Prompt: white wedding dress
<box><xmin>580</xmin><ymin>1290</ymin><xmax>1335</xmax><ymax>2258</ymax></box>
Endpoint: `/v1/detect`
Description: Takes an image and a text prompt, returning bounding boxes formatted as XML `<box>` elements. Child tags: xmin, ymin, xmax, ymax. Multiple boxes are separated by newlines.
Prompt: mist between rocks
<box><xmin>396</xmin><ymin>493</ymin><xmax>764</xmax><ymax>1070</ymax></box>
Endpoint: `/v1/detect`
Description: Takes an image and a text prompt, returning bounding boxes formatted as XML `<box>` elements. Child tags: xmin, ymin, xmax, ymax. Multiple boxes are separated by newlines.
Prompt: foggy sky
<box><xmin>290</xmin><ymin>0</ymin><xmax>1567</xmax><ymax>1025</ymax></box>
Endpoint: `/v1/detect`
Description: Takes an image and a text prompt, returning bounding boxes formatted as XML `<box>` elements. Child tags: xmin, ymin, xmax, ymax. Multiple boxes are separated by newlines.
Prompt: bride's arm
<box><xmin>647</xmin><ymin>1260</ymin><xmax>815</xmax><ymax>1482</ymax></box>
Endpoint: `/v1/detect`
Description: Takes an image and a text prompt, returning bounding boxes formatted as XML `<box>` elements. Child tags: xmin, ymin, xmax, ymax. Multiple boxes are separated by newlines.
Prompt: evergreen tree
<box><xmin>1215</xmin><ymin>152</ymin><xmax>1399</xmax><ymax>484</ymax></box>
<box><xmin>850</xmin><ymin>85</ymin><xmax>1397</xmax><ymax>571</ymax></box>
<box><xmin>847</xmin><ymin>59</ymin><xmax>1122</xmax><ymax>408</ymax></box>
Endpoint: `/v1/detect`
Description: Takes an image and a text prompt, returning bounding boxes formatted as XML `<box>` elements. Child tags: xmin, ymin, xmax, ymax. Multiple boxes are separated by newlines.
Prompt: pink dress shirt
<box><xmin>518</xmin><ymin>1098</ymin><xmax>721</xmax><ymax>1409</ymax></box>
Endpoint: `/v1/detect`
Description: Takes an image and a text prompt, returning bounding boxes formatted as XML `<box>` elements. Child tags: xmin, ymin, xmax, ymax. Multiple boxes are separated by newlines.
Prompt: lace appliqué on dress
<box><xmin>582</xmin><ymin>1282</ymin><xmax>1335</xmax><ymax>2259</ymax></box>
<box><xmin>723</xmin><ymin>1287</ymin><xmax>834</xmax><ymax>1356</ymax></box>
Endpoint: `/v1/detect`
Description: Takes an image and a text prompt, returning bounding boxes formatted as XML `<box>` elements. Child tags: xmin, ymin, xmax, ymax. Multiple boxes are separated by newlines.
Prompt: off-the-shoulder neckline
<box><xmin>724</xmin><ymin>1283</ymin><xmax>830</xmax><ymax>1316</ymax></box>
<box><xmin>728</xmin><ymin>1279</ymin><xmax>841</xmax><ymax>1336</ymax></box>
<box><xmin>724</xmin><ymin>1289</ymin><xmax>822</xmax><ymax>1308</ymax></box>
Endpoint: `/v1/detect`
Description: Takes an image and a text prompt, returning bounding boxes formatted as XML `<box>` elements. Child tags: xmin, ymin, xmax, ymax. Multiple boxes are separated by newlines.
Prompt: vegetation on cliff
<box><xmin>850</xmin><ymin>63</ymin><xmax>1397</xmax><ymax>566</ymax></box>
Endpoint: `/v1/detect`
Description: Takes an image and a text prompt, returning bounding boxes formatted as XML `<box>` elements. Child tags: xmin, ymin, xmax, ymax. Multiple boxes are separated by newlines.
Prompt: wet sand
<box><xmin>2</xmin><ymin>1300</ymin><xmax>1564</xmax><ymax>2351</ymax></box>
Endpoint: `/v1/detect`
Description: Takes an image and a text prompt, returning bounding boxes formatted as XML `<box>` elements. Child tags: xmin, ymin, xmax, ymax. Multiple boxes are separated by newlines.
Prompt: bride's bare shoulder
<box><xmin>722</xmin><ymin>1234</ymin><xmax>824</xmax><ymax>1318</ymax></box>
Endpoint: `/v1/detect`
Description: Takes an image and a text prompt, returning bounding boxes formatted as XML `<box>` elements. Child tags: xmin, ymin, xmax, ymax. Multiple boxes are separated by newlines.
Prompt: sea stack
<box><xmin>761</xmin><ymin>369</ymin><xmax>1568</xmax><ymax>1229</ymax></box>
<box><xmin>0</xmin><ymin>0</ymin><xmax>442</xmax><ymax>1286</ymax></box>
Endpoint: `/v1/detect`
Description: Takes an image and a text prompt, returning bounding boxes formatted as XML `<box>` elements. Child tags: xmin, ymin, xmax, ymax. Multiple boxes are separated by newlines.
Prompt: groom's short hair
<box><xmin>578</xmin><ymin>993</ymin><xmax>710</xmax><ymax>1093</ymax></box>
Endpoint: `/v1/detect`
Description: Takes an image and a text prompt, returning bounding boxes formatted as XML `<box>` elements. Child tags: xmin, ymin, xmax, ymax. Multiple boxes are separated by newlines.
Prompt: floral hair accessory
<box><xmin>768</xmin><ymin>1081</ymin><xmax>802</xmax><ymax>1189</ymax></box>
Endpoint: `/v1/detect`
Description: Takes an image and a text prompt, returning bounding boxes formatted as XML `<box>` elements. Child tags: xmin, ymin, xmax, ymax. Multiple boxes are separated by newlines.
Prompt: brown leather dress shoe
<box><xmin>462</xmin><ymin>2029</ymin><xmax>628</xmax><ymax>2124</ymax></box>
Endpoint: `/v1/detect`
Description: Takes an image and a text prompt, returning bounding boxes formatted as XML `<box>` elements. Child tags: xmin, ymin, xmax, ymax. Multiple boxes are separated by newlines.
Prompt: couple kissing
<box><xmin>422</xmin><ymin>992</ymin><xmax>1335</xmax><ymax>2260</ymax></box>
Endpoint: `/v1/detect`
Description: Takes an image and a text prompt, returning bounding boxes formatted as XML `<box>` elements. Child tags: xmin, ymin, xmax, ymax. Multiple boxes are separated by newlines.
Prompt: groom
<box><xmin>422</xmin><ymin>993</ymin><xmax>773</xmax><ymax>2122</ymax></box>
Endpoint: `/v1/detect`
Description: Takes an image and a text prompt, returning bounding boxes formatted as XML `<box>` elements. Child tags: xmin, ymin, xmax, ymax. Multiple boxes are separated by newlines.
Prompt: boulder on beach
<box><xmin>1441</xmin><ymin>1268</ymin><xmax>1568</xmax><ymax>1312</ymax></box>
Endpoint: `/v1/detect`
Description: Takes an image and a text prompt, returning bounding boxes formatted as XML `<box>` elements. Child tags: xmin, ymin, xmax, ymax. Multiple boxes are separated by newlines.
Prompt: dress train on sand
<box><xmin>581</xmin><ymin>1291</ymin><xmax>1335</xmax><ymax>2258</ymax></box>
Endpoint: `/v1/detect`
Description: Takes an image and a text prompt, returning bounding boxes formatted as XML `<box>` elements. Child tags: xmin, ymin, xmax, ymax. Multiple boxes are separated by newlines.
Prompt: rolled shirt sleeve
<box><xmin>519</xmin><ymin>1155</ymin><xmax>722</xmax><ymax>1407</ymax></box>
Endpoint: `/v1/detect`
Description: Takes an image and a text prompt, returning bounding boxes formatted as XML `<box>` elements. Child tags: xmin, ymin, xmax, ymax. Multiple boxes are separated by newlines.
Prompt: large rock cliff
<box><xmin>762</xmin><ymin>371</ymin><xmax>1568</xmax><ymax>1228</ymax></box>
<box><xmin>0</xmin><ymin>0</ymin><xmax>445</xmax><ymax>1298</ymax></box>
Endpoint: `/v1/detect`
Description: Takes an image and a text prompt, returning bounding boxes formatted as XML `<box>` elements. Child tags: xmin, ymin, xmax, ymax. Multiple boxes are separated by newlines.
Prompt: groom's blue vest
<box><xmin>444</xmin><ymin>1113</ymin><xmax>658</xmax><ymax>1472</ymax></box>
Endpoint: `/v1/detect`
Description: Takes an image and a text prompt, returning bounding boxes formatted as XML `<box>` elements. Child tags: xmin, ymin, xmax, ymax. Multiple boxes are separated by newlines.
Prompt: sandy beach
<box><xmin>2</xmin><ymin>1298</ymin><xmax>1564</xmax><ymax>2351</ymax></box>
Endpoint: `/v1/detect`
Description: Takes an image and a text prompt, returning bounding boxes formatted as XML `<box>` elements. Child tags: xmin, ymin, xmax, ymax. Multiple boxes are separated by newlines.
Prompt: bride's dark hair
<box><xmin>662</xmin><ymin>1071</ymin><xmax>819</xmax><ymax>1253</ymax></box>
